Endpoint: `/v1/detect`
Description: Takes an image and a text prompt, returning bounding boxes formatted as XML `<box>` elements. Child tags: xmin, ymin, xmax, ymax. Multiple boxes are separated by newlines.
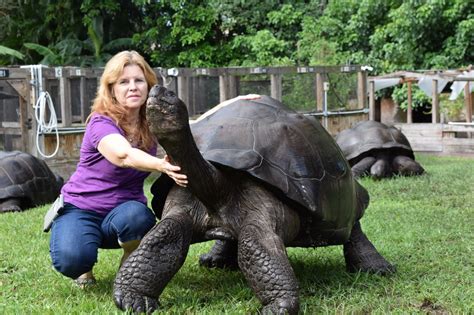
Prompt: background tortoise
<box><xmin>113</xmin><ymin>86</ymin><xmax>395</xmax><ymax>314</ymax></box>
<box><xmin>335</xmin><ymin>120</ymin><xmax>425</xmax><ymax>179</ymax></box>
<box><xmin>0</xmin><ymin>151</ymin><xmax>63</xmax><ymax>212</ymax></box>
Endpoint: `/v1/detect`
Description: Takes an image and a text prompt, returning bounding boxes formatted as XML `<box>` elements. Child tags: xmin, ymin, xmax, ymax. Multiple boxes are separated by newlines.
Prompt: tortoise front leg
<box><xmin>113</xmin><ymin>210</ymin><xmax>193</xmax><ymax>313</ymax></box>
<box><xmin>238</xmin><ymin>223</ymin><xmax>299</xmax><ymax>315</ymax></box>
<box><xmin>0</xmin><ymin>198</ymin><xmax>22</xmax><ymax>212</ymax></box>
<box><xmin>370</xmin><ymin>156</ymin><xmax>391</xmax><ymax>179</ymax></box>
<box><xmin>351</xmin><ymin>156</ymin><xmax>376</xmax><ymax>178</ymax></box>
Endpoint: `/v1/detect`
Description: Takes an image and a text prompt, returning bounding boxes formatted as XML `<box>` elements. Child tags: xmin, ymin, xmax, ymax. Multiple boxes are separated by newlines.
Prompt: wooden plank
<box><xmin>357</xmin><ymin>71</ymin><xmax>367</xmax><ymax>109</ymax></box>
<box><xmin>443</xmin><ymin>124</ymin><xmax>474</xmax><ymax>133</ymax></box>
<box><xmin>369</xmin><ymin>81</ymin><xmax>375</xmax><ymax>120</ymax></box>
<box><xmin>59</xmin><ymin>75</ymin><xmax>72</xmax><ymax>126</ymax></box>
<box><xmin>270</xmin><ymin>74</ymin><xmax>282</xmax><ymax>101</ymax></box>
<box><xmin>407</xmin><ymin>81</ymin><xmax>413</xmax><ymax>123</ymax></box>
<box><xmin>431</xmin><ymin>79</ymin><xmax>439</xmax><ymax>123</ymax></box>
<box><xmin>442</xmin><ymin>137</ymin><xmax>474</xmax><ymax>154</ymax></box>
<box><xmin>316</xmin><ymin>73</ymin><xmax>324</xmax><ymax>112</ymax></box>
<box><xmin>394</xmin><ymin>123</ymin><xmax>443</xmax><ymax>152</ymax></box>
<box><xmin>465</xmin><ymin>83</ymin><xmax>472</xmax><ymax>123</ymax></box>
<box><xmin>219</xmin><ymin>75</ymin><xmax>228</xmax><ymax>102</ymax></box>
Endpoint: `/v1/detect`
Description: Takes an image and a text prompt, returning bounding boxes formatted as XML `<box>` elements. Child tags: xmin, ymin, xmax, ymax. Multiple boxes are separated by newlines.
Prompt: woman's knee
<box><xmin>51</xmin><ymin>245</ymin><xmax>97</xmax><ymax>279</ymax></box>
<box><xmin>112</xmin><ymin>201</ymin><xmax>156</xmax><ymax>239</ymax></box>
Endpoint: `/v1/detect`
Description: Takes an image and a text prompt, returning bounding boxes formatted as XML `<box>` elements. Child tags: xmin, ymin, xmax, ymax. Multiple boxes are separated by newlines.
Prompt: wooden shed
<box><xmin>368</xmin><ymin>69</ymin><xmax>474</xmax><ymax>155</ymax></box>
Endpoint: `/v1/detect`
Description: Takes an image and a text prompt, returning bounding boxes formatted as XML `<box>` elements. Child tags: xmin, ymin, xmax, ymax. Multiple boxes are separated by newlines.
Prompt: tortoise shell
<box><xmin>335</xmin><ymin>120</ymin><xmax>414</xmax><ymax>163</ymax></box>
<box><xmin>0</xmin><ymin>151</ymin><xmax>63</xmax><ymax>210</ymax></box>
<box><xmin>190</xmin><ymin>95</ymin><xmax>356</xmax><ymax>224</ymax></box>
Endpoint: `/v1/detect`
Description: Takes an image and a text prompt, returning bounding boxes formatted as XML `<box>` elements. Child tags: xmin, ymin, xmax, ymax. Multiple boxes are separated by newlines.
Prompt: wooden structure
<box><xmin>368</xmin><ymin>69</ymin><xmax>474</xmax><ymax>154</ymax></box>
<box><xmin>368</xmin><ymin>69</ymin><xmax>473</xmax><ymax>124</ymax></box>
<box><xmin>0</xmin><ymin>65</ymin><xmax>368</xmax><ymax>180</ymax></box>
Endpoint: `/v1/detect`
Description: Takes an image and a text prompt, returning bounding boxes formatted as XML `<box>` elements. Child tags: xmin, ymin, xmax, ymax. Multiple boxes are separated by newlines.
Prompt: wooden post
<box><xmin>431</xmin><ymin>79</ymin><xmax>439</xmax><ymax>123</ymax></box>
<box><xmin>59</xmin><ymin>74</ymin><xmax>72</xmax><ymax>126</ymax></box>
<box><xmin>407</xmin><ymin>81</ymin><xmax>413</xmax><ymax>123</ymax></box>
<box><xmin>219</xmin><ymin>75</ymin><xmax>228</xmax><ymax>102</ymax></box>
<box><xmin>18</xmin><ymin>96</ymin><xmax>28</xmax><ymax>152</ymax></box>
<box><xmin>228</xmin><ymin>75</ymin><xmax>238</xmax><ymax>99</ymax></box>
<box><xmin>316</xmin><ymin>73</ymin><xmax>324</xmax><ymax>111</ymax></box>
<box><xmin>80</xmin><ymin>76</ymin><xmax>87</xmax><ymax>123</ymax></box>
<box><xmin>177</xmin><ymin>76</ymin><xmax>189</xmax><ymax>106</ymax></box>
<box><xmin>464</xmin><ymin>82</ymin><xmax>472</xmax><ymax>123</ymax></box>
<box><xmin>357</xmin><ymin>71</ymin><xmax>367</xmax><ymax>109</ymax></box>
<box><xmin>270</xmin><ymin>74</ymin><xmax>282</xmax><ymax>101</ymax></box>
<box><xmin>369</xmin><ymin>80</ymin><xmax>375</xmax><ymax>120</ymax></box>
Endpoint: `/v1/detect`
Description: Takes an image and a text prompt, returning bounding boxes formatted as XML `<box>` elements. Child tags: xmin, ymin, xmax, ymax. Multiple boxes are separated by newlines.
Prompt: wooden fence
<box><xmin>0</xmin><ymin>65</ymin><xmax>368</xmax><ymax>180</ymax></box>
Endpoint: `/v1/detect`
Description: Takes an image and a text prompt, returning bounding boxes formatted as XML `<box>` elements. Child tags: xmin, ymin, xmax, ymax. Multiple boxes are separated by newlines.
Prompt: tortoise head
<box><xmin>146</xmin><ymin>85</ymin><xmax>190</xmax><ymax>140</ymax></box>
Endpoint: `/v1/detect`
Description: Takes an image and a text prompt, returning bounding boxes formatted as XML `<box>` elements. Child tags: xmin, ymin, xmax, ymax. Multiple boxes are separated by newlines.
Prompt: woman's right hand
<box><xmin>160</xmin><ymin>155</ymin><xmax>188</xmax><ymax>187</ymax></box>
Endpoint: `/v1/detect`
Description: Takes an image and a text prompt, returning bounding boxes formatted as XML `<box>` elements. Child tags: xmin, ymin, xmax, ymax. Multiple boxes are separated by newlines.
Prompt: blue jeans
<box><xmin>49</xmin><ymin>200</ymin><xmax>156</xmax><ymax>279</ymax></box>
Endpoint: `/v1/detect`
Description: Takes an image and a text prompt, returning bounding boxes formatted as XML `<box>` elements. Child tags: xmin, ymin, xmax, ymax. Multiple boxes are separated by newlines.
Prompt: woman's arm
<box><xmin>97</xmin><ymin>133</ymin><xmax>188</xmax><ymax>187</ymax></box>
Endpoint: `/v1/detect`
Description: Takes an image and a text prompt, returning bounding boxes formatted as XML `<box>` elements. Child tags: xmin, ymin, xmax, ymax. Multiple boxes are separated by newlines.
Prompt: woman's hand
<box><xmin>160</xmin><ymin>155</ymin><xmax>188</xmax><ymax>187</ymax></box>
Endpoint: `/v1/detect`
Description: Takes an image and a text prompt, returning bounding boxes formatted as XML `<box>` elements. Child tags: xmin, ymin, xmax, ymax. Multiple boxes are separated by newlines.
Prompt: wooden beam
<box><xmin>228</xmin><ymin>75</ymin><xmax>238</xmax><ymax>99</ymax></box>
<box><xmin>177</xmin><ymin>76</ymin><xmax>189</xmax><ymax>106</ymax></box>
<box><xmin>465</xmin><ymin>82</ymin><xmax>472</xmax><ymax>123</ymax></box>
<box><xmin>59</xmin><ymin>75</ymin><xmax>72</xmax><ymax>126</ymax></box>
<box><xmin>407</xmin><ymin>81</ymin><xmax>413</xmax><ymax>123</ymax></box>
<box><xmin>431</xmin><ymin>79</ymin><xmax>439</xmax><ymax>123</ymax></box>
<box><xmin>357</xmin><ymin>71</ymin><xmax>367</xmax><ymax>109</ymax></box>
<box><xmin>316</xmin><ymin>73</ymin><xmax>324</xmax><ymax>111</ymax></box>
<box><xmin>270</xmin><ymin>74</ymin><xmax>282</xmax><ymax>101</ymax></box>
<box><xmin>219</xmin><ymin>75</ymin><xmax>228</xmax><ymax>102</ymax></box>
<box><xmin>369</xmin><ymin>80</ymin><xmax>375</xmax><ymax>120</ymax></box>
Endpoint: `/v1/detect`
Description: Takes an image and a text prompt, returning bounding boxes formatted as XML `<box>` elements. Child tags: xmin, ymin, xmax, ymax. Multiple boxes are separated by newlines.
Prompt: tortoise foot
<box><xmin>113</xmin><ymin>287</ymin><xmax>159</xmax><ymax>314</ymax></box>
<box><xmin>199</xmin><ymin>240</ymin><xmax>238</xmax><ymax>270</ymax></box>
<box><xmin>261</xmin><ymin>298</ymin><xmax>299</xmax><ymax>315</ymax></box>
<box><xmin>344</xmin><ymin>222</ymin><xmax>396</xmax><ymax>276</ymax></box>
<box><xmin>345</xmin><ymin>250</ymin><xmax>396</xmax><ymax>275</ymax></box>
<box><xmin>199</xmin><ymin>251</ymin><xmax>238</xmax><ymax>269</ymax></box>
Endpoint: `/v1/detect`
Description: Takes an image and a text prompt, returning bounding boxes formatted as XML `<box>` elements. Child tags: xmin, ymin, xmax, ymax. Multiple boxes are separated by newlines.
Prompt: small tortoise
<box><xmin>336</xmin><ymin>120</ymin><xmax>425</xmax><ymax>179</ymax></box>
<box><xmin>113</xmin><ymin>86</ymin><xmax>395</xmax><ymax>314</ymax></box>
<box><xmin>0</xmin><ymin>151</ymin><xmax>63</xmax><ymax>212</ymax></box>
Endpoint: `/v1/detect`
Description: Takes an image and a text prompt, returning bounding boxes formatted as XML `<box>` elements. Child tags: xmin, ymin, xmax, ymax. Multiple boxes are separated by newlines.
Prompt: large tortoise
<box><xmin>113</xmin><ymin>86</ymin><xmax>395</xmax><ymax>314</ymax></box>
<box><xmin>0</xmin><ymin>151</ymin><xmax>63</xmax><ymax>212</ymax></box>
<box><xmin>335</xmin><ymin>120</ymin><xmax>425</xmax><ymax>179</ymax></box>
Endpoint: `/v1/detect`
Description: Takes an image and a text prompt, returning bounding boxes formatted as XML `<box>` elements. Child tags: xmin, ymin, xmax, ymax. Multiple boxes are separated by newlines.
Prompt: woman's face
<box><xmin>112</xmin><ymin>64</ymin><xmax>148</xmax><ymax>114</ymax></box>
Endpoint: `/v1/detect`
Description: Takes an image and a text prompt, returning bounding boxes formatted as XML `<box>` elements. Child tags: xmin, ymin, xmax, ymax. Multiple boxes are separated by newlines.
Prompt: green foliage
<box><xmin>0</xmin><ymin>45</ymin><xmax>24</xmax><ymax>60</ymax></box>
<box><xmin>392</xmin><ymin>84</ymin><xmax>430</xmax><ymax>111</ymax></box>
<box><xmin>0</xmin><ymin>0</ymin><xmax>471</xmax><ymax>73</ymax></box>
<box><xmin>439</xmin><ymin>94</ymin><xmax>466</xmax><ymax>122</ymax></box>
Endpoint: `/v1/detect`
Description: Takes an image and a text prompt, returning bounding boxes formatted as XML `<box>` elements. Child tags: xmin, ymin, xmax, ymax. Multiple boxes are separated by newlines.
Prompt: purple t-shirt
<box><xmin>61</xmin><ymin>114</ymin><xmax>157</xmax><ymax>216</ymax></box>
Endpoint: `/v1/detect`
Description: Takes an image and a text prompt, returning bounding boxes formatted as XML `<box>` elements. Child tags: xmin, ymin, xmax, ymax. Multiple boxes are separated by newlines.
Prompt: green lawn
<box><xmin>0</xmin><ymin>154</ymin><xmax>473</xmax><ymax>314</ymax></box>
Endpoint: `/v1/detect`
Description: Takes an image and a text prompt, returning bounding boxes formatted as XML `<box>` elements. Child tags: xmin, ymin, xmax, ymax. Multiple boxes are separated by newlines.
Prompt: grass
<box><xmin>0</xmin><ymin>153</ymin><xmax>473</xmax><ymax>314</ymax></box>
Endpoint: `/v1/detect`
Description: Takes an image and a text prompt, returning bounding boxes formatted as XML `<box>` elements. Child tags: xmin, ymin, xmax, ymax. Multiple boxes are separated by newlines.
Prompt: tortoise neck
<box><xmin>159</xmin><ymin>125</ymin><xmax>231</xmax><ymax>211</ymax></box>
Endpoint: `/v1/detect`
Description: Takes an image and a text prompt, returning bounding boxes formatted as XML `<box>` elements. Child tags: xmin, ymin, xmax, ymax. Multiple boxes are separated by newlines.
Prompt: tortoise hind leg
<box><xmin>392</xmin><ymin>155</ymin><xmax>424</xmax><ymax>176</ymax></box>
<box><xmin>238</xmin><ymin>223</ymin><xmax>299</xmax><ymax>315</ymax></box>
<box><xmin>343</xmin><ymin>221</ymin><xmax>395</xmax><ymax>275</ymax></box>
<box><xmin>199</xmin><ymin>240</ymin><xmax>238</xmax><ymax>269</ymax></box>
<box><xmin>351</xmin><ymin>156</ymin><xmax>376</xmax><ymax>178</ymax></box>
<box><xmin>0</xmin><ymin>198</ymin><xmax>22</xmax><ymax>213</ymax></box>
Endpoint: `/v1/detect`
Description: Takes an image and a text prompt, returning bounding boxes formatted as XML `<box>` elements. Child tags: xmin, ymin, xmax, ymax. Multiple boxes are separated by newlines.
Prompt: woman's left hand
<box><xmin>161</xmin><ymin>155</ymin><xmax>188</xmax><ymax>187</ymax></box>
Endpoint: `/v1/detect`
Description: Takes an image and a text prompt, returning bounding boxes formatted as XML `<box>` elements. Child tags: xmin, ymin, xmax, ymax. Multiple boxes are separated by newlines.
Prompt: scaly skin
<box><xmin>113</xmin><ymin>85</ymin><xmax>396</xmax><ymax>314</ymax></box>
<box><xmin>238</xmin><ymin>224</ymin><xmax>299</xmax><ymax>315</ymax></box>
<box><xmin>113</xmin><ymin>211</ymin><xmax>193</xmax><ymax>313</ymax></box>
<box><xmin>199</xmin><ymin>240</ymin><xmax>239</xmax><ymax>269</ymax></box>
<box><xmin>344</xmin><ymin>221</ymin><xmax>396</xmax><ymax>275</ymax></box>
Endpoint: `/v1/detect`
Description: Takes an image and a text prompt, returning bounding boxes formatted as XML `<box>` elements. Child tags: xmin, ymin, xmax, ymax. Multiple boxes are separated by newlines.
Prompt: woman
<box><xmin>49</xmin><ymin>50</ymin><xmax>187</xmax><ymax>287</ymax></box>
